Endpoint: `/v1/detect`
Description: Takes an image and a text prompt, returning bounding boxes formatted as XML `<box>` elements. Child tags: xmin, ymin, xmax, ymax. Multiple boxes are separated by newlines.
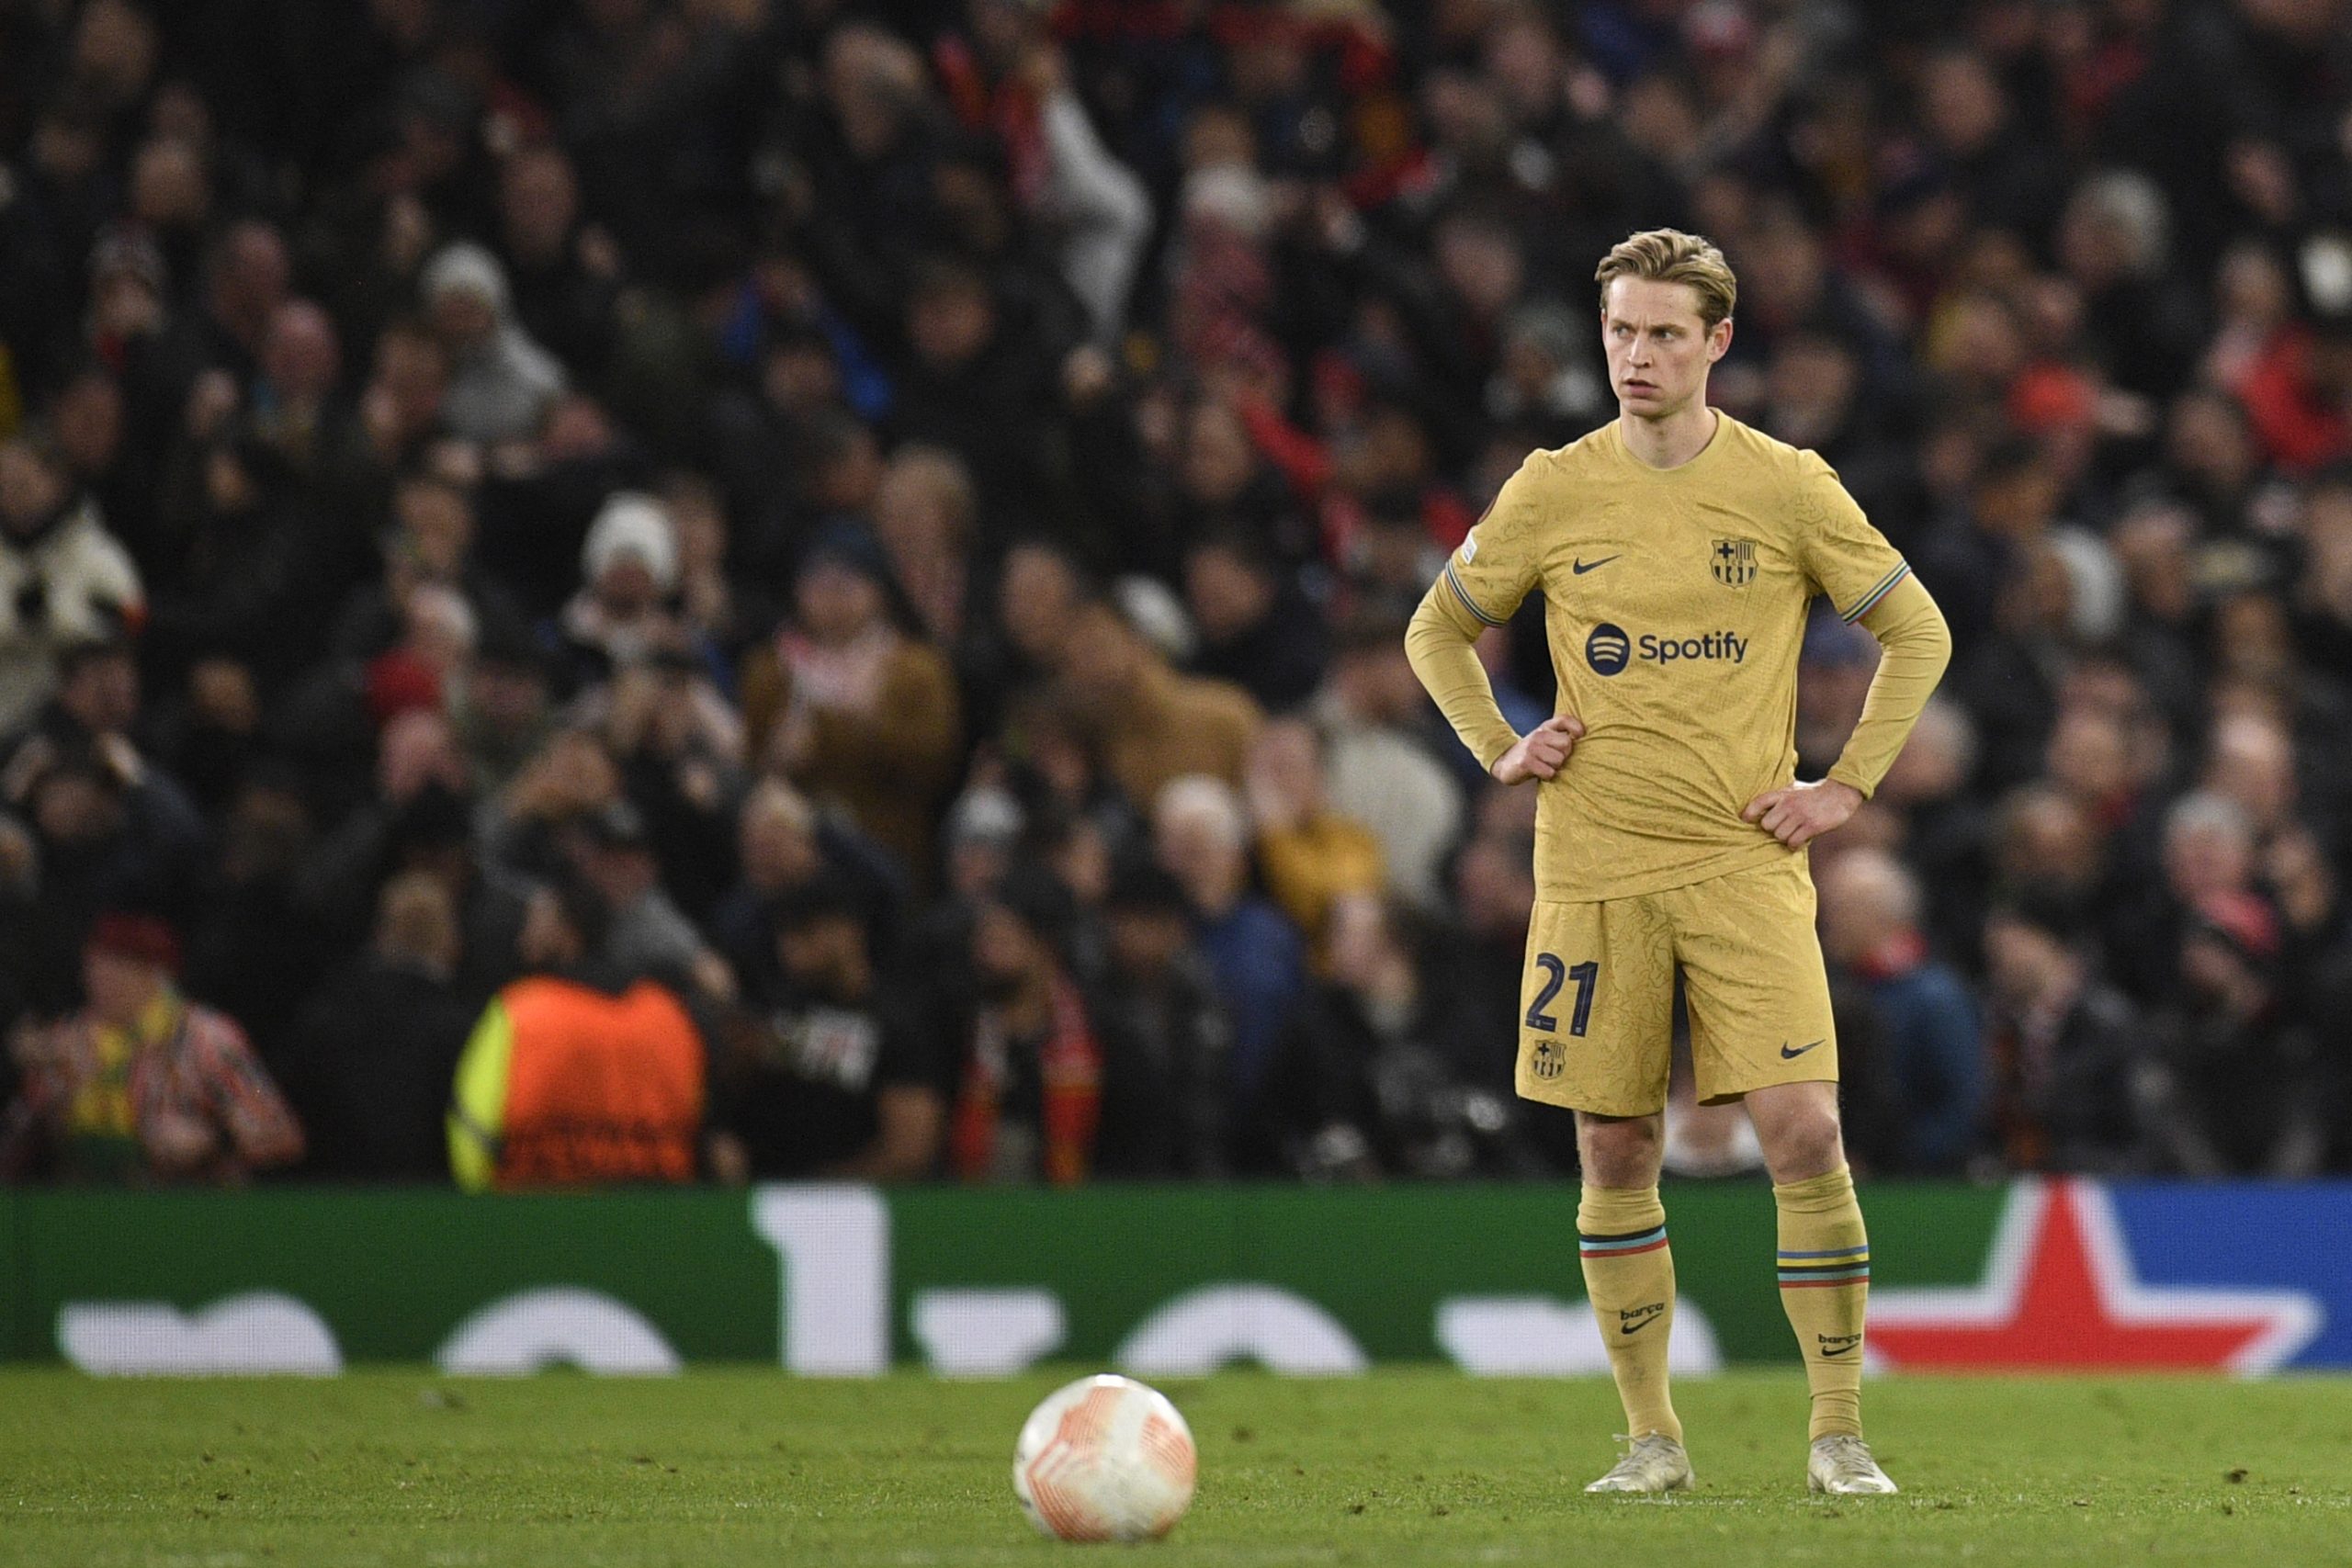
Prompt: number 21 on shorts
<box><xmin>1526</xmin><ymin>954</ymin><xmax>1598</xmax><ymax>1035</ymax></box>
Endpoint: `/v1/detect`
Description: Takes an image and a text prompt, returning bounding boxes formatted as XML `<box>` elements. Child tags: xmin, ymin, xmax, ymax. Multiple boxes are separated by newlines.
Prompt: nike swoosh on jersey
<box><xmin>1572</xmin><ymin>555</ymin><xmax>1620</xmax><ymax>574</ymax></box>
<box><xmin>1780</xmin><ymin>1039</ymin><xmax>1826</xmax><ymax>1059</ymax></box>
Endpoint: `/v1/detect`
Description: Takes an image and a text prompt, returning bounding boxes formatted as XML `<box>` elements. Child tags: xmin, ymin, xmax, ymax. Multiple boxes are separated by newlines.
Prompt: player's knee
<box><xmin>1762</xmin><ymin>1111</ymin><xmax>1845</xmax><ymax>1182</ymax></box>
<box><xmin>1576</xmin><ymin>1114</ymin><xmax>1664</xmax><ymax>1187</ymax></box>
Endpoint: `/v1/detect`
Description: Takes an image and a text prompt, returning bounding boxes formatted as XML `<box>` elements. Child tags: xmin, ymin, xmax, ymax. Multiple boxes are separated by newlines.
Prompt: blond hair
<box><xmin>1595</xmin><ymin>229</ymin><xmax>1737</xmax><ymax>329</ymax></box>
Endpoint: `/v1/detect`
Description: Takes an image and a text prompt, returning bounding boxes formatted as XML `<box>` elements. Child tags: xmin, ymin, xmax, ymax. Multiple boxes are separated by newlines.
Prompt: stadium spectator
<box><xmin>2139</xmin><ymin>890</ymin><xmax>2326</xmax><ymax>1178</ymax></box>
<box><xmin>8</xmin><ymin>732</ymin><xmax>204</xmax><ymax>1015</ymax></box>
<box><xmin>1289</xmin><ymin>892</ymin><xmax>1541</xmax><ymax>1180</ymax></box>
<box><xmin>0</xmin><ymin>434</ymin><xmax>141</xmax><ymax>734</ymax></box>
<box><xmin>0</xmin><ymin>911</ymin><xmax>302</xmax><ymax>1183</ymax></box>
<box><xmin>1313</xmin><ymin>614</ymin><xmax>1463</xmax><ymax>908</ymax></box>
<box><xmin>560</xmin><ymin>491</ymin><xmax>687</xmax><ymax>684</ymax></box>
<box><xmin>707</xmin><ymin>874</ymin><xmax>942</xmax><ymax>1183</ymax></box>
<box><xmin>571</xmin><ymin>798</ymin><xmax>729</xmax><ymax>1000</ymax></box>
<box><xmin>938</xmin><ymin>865</ymin><xmax>1102</xmax><ymax>1186</ymax></box>
<box><xmin>1183</xmin><ymin>531</ymin><xmax>1327</xmax><ymax>713</ymax></box>
<box><xmin>1244</xmin><ymin>717</ymin><xmax>1382</xmax><ymax>965</ymax></box>
<box><xmin>1089</xmin><ymin>862</ymin><xmax>1228</xmax><ymax>1179</ymax></box>
<box><xmin>872</xmin><ymin>446</ymin><xmax>980</xmax><ymax>655</ymax></box>
<box><xmin>745</xmin><ymin>522</ymin><xmax>961</xmax><ymax>886</ymax></box>
<box><xmin>447</xmin><ymin>870</ymin><xmax>706</xmax><ymax>1192</ymax></box>
<box><xmin>1980</xmin><ymin>896</ymin><xmax>2149</xmax><ymax>1175</ymax></box>
<box><xmin>417</xmin><ymin>243</ymin><xmax>566</xmax><ymax>446</ymax></box>
<box><xmin>1152</xmin><ymin>773</ymin><xmax>1304</xmax><ymax>1145</ymax></box>
<box><xmin>1059</xmin><ymin>597</ymin><xmax>1261</xmax><ymax>809</ymax></box>
<box><xmin>279</xmin><ymin>872</ymin><xmax>473</xmax><ymax>1182</ymax></box>
<box><xmin>1817</xmin><ymin>849</ymin><xmax>1986</xmax><ymax>1176</ymax></box>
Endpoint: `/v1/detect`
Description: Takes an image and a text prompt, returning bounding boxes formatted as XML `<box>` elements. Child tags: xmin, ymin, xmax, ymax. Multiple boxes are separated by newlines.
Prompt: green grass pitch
<box><xmin>6</xmin><ymin>1369</ymin><xmax>2349</xmax><ymax>1567</ymax></box>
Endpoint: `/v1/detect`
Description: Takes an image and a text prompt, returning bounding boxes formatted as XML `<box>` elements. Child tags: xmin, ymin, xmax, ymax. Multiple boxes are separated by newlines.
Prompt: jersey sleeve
<box><xmin>1792</xmin><ymin>453</ymin><xmax>1909</xmax><ymax>623</ymax></box>
<box><xmin>1441</xmin><ymin>456</ymin><xmax>1551</xmax><ymax>628</ymax></box>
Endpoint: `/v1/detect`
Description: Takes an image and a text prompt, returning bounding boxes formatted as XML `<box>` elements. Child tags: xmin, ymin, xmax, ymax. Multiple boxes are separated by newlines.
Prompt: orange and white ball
<box><xmin>1012</xmin><ymin>1374</ymin><xmax>1197</xmax><ymax>1542</ymax></box>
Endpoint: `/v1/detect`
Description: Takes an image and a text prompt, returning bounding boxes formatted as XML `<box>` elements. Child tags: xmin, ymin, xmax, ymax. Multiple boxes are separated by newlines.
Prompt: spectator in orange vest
<box><xmin>447</xmin><ymin>870</ymin><xmax>706</xmax><ymax>1190</ymax></box>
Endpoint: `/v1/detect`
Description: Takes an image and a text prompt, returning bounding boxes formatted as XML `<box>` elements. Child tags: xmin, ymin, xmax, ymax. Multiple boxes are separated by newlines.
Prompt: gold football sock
<box><xmin>1577</xmin><ymin>1185</ymin><xmax>1681</xmax><ymax>1442</ymax></box>
<box><xmin>1774</xmin><ymin>1165</ymin><xmax>1870</xmax><ymax>1441</ymax></box>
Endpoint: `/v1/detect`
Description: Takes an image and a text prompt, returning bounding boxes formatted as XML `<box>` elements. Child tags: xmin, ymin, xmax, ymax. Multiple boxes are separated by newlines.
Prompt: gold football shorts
<box><xmin>1515</xmin><ymin>853</ymin><xmax>1838</xmax><ymax>1116</ymax></box>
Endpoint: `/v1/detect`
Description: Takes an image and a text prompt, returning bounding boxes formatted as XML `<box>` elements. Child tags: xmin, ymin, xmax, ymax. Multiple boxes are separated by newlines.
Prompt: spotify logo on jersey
<box><xmin>1586</xmin><ymin>623</ymin><xmax>1632</xmax><ymax>675</ymax></box>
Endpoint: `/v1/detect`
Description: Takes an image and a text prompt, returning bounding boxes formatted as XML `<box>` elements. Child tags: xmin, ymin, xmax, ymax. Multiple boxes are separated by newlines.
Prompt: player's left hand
<box><xmin>1741</xmin><ymin>778</ymin><xmax>1862</xmax><ymax>849</ymax></box>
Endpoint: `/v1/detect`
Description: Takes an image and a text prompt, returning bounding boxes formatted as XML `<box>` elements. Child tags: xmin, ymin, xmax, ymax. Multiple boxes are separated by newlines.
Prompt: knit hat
<box><xmin>421</xmin><ymin>242</ymin><xmax>510</xmax><ymax>312</ymax></box>
<box><xmin>946</xmin><ymin>785</ymin><xmax>1025</xmax><ymax>851</ymax></box>
<box><xmin>85</xmin><ymin>911</ymin><xmax>181</xmax><ymax>974</ymax></box>
<box><xmin>582</xmin><ymin>492</ymin><xmax>679</xmax><ymax>592</ymax></box>
<box><xmin>797</xmin><ymin>517</ymin><xmax>891</xmax><ymax>587</ymax></box>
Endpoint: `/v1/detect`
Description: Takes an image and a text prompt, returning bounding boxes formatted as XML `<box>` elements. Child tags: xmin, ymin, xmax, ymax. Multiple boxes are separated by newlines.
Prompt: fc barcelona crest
<box><xmin>1711</xmin><ymin>537</ymin><xmax>1758</xmax><ymax>587</ymax></box>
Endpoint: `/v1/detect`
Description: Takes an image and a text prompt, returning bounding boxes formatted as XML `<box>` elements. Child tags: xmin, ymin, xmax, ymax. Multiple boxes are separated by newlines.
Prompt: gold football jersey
<box><xmin>1437</xmin><ymin>414</ymin><xmax>1909</xmax><ymax>902</ymax></box>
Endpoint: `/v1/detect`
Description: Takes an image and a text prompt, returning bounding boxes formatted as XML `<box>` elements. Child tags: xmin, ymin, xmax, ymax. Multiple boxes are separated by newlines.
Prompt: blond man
<box><xmin>1407</xmin><ymin>230</ymin><xmax>1951</xmax><ymax>1495</ymax></box>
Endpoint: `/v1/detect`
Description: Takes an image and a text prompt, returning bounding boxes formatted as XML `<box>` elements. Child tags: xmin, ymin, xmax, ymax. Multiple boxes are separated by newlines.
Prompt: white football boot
<box><xmin>1807</xmin><ymin>1434</ymin><xmax>1898</xmax><ymax>1495</ymax></box>
<box><xmin>1584</xmin><ymin>1433</ymin><xmax>1693</xmax><ymax>1495</ymax></box>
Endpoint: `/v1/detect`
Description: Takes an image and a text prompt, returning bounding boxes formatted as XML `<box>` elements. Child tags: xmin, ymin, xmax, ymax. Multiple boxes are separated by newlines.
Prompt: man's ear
<box><xmin>1709</xmin><ymin>316</ymin><xmax>1735</xmax><ymax>363</ymax></box>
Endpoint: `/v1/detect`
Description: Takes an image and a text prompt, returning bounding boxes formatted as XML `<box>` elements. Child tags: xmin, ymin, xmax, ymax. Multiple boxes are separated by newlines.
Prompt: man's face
<box><xmin>777</xmin><ymin>913</ymin><xmax>867</xmax><ymax>999</ymax></box>
<box><xmin>84</xmin><ymin>948</ymin><xmax>162</xmax><ymax>1029</ymax></box>
<box><xmin>263</xmin><ymin>303</ymin><xmax>339</xmax><ymax>400</ymax></box>
<box><xmin>61</xmin><ymin>652</ymin><xmax>138</xmax><ymax>732</ymax></box>
<box><xmin>594</xmin><ymin>556</ymin><xmax>662</xmax><ymax>616</ymax></box>
<box><xmin>795</xmin><ymin>559</ymin><xmax>883</xmax><ymax>644</ymax></box>
<box><xmin>1983</xmin><ymin>918</ymin><xmax>2058</xmax><ymax>1010</ymax></box>
<box><xmin>518</xmin><ymin>888</ymin><xmax>577</xmax><ymax>968</ymax></box>
<box><xmin>908</xmin><ymin>285</ymin><xmax>992</xmax><ymax>369</ymax></box>
<box><xmin>468</xmin><ymin>661</ymin><xmax>545</xmax><ymax>732</ymax></box>
<box><xmin>999</xmin><ymin>547</ymin><xmax>1079</xmax><ymax>665</ymax></box>
<box><xmin>1184</xmin><ymin>546</ymin><xmax>1272</xmax><ymax>641</ymax></box>
<box><xmin>430</xmin><ymin>288</ymin><xmax>497</xmax><ymax>350</ymax></box>
<box><xmin>501</xmin><ymin>150</ymin><xmax>577</xmax><ymax>258</ymax></box>
<box><xmin>397</xmin><ymin>482</ymin><xmax>473</xmax><ymax>577</ymax></box>
<box><xmin>971</xmin><ymin>905</ymin><xmax>1038</xmax><ymax>998</ymax></box>
<box><xmin>1107</xmin><ymin>907</ymin><xmax>1186</xmax><ymax>977</ymax></box>
<box><xmin>0</xmin><ymin>442</ymin><xmax>66</xmax><ymax>533</ymax></box>
<box><xmin>1600</xmin><ymin>276</ymin><xmax>1728</xmax><ymax>421</ymax></box>
<box><xmin>1058</xmin><ymin>608</ymin><xmax>1142</xmax><ymax>714</ymax></box>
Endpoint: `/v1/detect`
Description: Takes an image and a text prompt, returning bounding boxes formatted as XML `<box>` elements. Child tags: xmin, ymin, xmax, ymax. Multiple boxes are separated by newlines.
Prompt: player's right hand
<box><xmin>1490</xmin><ymin>714</ymin><xmax>1585</xmax><ymax>785</ymax></box>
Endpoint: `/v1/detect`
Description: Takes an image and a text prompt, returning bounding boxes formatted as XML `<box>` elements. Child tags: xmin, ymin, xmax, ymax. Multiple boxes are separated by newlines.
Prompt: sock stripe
<box><xmin>1777</xmin><ymin>1246</ymin><xmax>1870</xmax><ymax>1260</ymax></box>
<box><xmin>1581</xmin><ymin>1224</ymin><xmax>1668</xmax><ymax>1245</ymax></box>
<box><xmin>1579</xmin><ymin>1225</ymin><xmax>1668</xmax><ymax>1258</ymax></box>
<box><xmin>1779</xmin><ymin>1266</ymin><xmax>1871</xmax><ymax>1287</ymax></box>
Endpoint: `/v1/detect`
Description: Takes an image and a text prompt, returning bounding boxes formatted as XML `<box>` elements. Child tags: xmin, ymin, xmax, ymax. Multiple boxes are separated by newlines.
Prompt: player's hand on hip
<box><xmin>1741</xmin><ymin>778</ymin><xmax>1862</xmax><ymax>848</ymax></box>
<box><xmin>1491</xmin><ymin>714</ymin><xmax>1585</xmax><ymax>785</ymax></box>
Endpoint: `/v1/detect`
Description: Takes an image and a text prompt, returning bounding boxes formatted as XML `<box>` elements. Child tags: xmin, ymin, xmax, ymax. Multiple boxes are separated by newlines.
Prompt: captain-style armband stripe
<box><xmin>1443</xmin><ymin>560</ymin><xmax>1508</xmax><ymax>627</ymax></box>
<box><xmin>1838</xmin><ymin>562</ymin><xmax>1911</xmax><ymax>623</ymax></box>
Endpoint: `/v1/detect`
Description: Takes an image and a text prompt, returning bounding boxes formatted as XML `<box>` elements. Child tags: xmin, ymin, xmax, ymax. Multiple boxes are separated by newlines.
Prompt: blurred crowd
<box><xmin>2</xmin><ymin>0</ymin><xmax>2351</xmax><ymax>1189</ymax></box>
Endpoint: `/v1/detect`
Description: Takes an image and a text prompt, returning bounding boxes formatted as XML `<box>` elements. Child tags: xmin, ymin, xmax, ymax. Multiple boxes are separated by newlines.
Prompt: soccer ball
<box><xmin>1012</xmin><ymin>1374</ymin><xmax>1197</xmax><ymax>1542</ymax></box>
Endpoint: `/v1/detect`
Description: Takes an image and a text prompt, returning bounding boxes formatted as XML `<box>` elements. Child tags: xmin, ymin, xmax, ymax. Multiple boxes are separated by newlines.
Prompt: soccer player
<box><xmin>1405</xmin><ymin>230</ymin><xmax>1951</xmax><ymax>1496</ymax></box>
